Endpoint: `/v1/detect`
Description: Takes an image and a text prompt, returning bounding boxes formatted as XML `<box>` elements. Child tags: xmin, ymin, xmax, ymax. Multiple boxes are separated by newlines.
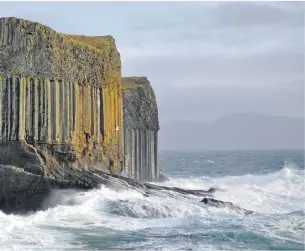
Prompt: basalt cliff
<box><xmin>122</xmin><ymin>77</ymin><xmax>160</xmax><ymax>181</ymax></box>
<box><xmin>0</xmin><ymin>17</ymin><xmax>163</xmax><ymax>213</ymax></box>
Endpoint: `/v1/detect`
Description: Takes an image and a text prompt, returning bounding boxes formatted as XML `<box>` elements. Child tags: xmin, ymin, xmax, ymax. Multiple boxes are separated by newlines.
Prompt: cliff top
<box><xmin>1</xmin><ymin>17</ymin><xmax>115</xmax><ymax>53</ymax></box>
<box><xmin>62</xmin><ymin>34</ymin><xmax>115</xmax><ymax>53</ymax></box>
<box><xmin>0</xmin><ymin>17</ymin><xmax>121</xmax><ymax>85</ymax></box>
<box><xmin>124</xmin><ymin>76</ymin><xmax>149</xmax><ymax>81</ymax></box>
<box><xmin>123</xmin><ymin>77</ymin><xmax>159</xmax><ymax>131</ymax></box>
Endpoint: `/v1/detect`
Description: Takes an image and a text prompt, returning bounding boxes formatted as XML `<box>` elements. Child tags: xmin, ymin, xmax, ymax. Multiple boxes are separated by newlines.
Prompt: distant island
<box><xmin>159</xmin><ymin>113</ymin><xmax>304</xmax><ymax>151</ymax></box>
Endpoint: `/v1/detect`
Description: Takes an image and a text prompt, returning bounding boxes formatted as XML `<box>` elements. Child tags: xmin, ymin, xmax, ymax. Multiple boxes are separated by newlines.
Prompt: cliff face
<box><xmin>0</xmin><ymin>17</ymin><xmax>124</xmax><ymax>176</ymax></box>
<box><xmin>122</xmin><ymin>77</ymin><xmax>160</xmax><ymax>181</ymax></box>
<box><xmin>0</xmin><ymin>17</ymin><xmax>164</xmax><ymax>213</ymax></box>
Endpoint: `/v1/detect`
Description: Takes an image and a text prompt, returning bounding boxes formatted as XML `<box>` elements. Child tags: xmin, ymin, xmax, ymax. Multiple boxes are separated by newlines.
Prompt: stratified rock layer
<box><xmin>122</xmin><ymin>77</ymin><xmax>160</xmax><ymax>181</ymax></box>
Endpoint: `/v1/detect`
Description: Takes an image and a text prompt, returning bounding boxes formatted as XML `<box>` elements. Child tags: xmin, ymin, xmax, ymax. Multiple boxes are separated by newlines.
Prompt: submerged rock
<box><xmin>201</xmin><ymin>197</ymin><xmax>254</xmax><ymax>215</ymax></box>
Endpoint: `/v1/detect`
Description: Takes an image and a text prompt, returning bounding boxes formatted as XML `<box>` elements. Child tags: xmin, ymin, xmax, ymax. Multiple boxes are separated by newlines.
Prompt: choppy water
<box><xmin>1</xmin><ymin>150</ymin><xmax>304</xmax><ymax>250</ymax></box>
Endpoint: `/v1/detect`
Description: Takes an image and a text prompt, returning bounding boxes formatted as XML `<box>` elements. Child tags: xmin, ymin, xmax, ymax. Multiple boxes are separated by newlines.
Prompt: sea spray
<box><xmin>0</xmin><ymin>153</ymin><xmax>304</xmax><ymax>250</ymax></box>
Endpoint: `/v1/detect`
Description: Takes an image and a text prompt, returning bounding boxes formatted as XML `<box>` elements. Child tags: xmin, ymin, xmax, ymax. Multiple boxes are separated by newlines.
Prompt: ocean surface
<box><xmin>1</xmin><ymin>150</ymin><xmax>304</xmax><ymax>251</ymax></box>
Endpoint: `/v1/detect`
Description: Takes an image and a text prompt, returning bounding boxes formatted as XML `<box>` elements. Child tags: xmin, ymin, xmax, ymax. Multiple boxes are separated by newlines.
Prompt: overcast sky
<box><xmin>0</xmin><ymin>1</ymin><xmax>304</xmax><ymax>122</ymax></box>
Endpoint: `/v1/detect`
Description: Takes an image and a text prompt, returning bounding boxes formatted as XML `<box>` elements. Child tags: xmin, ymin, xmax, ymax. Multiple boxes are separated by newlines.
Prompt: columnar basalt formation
<box><xmin>0</xmin><ymin>17</ymin><xmax>124</xmax><ymax>176</ymax></box>
<box><xmin>0</xmin><ymin>17</ymin><xmax>164</xmax><ymax>213</ymax></box>
<box><xmin>122</xmin><ymin>77</ymin><xmax>160</xmax><ymax>181</ymax></box>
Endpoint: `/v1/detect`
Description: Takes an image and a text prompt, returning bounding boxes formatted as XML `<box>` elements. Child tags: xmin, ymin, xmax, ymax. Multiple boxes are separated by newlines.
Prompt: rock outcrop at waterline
<box><xmin>201</xmin><ymin>198</ymin><xmax>254</xmax><ymax>215</ymax></box>
<box><xmin>0</xmin><ymin>164</ymin><xmax>214</xmax><ymax>214</ymax></box>
<box><xmin>0</xmin><ymin>17</ymin><xmax>164</xmax><ymax>213</ymax></box>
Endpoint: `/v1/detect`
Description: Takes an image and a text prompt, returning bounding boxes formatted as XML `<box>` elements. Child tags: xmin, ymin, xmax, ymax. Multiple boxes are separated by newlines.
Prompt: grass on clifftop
<box><xmin>61</xmin><ymin>34</ymin><xmax>114</xmax><ymax>53</ymax></box>
<box><xmin>1</xmin><ymin>17</ymin><xmax>115</xmax><ymax>54</ymax></box>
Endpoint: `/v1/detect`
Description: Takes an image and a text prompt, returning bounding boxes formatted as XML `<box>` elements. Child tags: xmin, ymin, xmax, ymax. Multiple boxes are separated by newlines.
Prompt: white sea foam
<box><xmin>204</xmin><ymin>159</ymin><xmax>215</xmax><ymax>164</ymax></box>
<box><xmin>0</xmin><ymin>161</ymin><xmax>303</xmax><ymax>250</ymax></box>
<box><xmin>161</xmin><ymin>161</ymin><xmax>304</xmax><ymax>214</ymax></box>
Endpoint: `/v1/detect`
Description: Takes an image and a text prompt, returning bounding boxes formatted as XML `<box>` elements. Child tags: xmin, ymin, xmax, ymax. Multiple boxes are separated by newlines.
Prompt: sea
<box><xmin>1</xmin><ymin>150</ymin><xmax>304</xmax><ymax>251</ymax></box>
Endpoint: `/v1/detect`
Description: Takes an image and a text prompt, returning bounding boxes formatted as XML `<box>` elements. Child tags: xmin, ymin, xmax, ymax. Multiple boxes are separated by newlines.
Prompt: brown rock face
<box><xmin>0</xmin><ymin>17</ymin><xmax>165</xmax><ymax>214</ymax></box>
<box><xmin>0</xmin><ymin>17</ymin><xmax>124</xmax><ymax>176</ymax></box>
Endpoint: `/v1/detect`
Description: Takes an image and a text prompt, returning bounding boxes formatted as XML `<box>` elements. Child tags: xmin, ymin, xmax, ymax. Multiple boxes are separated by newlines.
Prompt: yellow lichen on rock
<box><xmin>0</xmin><ymin>17</ymin><xmax>124</xmax><ymax>172</ymax></box>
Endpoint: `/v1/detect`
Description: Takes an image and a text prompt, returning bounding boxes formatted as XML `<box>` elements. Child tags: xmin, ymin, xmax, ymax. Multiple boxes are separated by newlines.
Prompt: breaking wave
<box><xmin>0</xmin><ymin>161</ymin><xmax>304</xmax><ymax>251</ymax></box>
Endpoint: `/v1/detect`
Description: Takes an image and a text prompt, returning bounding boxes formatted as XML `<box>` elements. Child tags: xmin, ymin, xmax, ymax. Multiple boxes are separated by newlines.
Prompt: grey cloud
<box><xmin>120</xmin><ymin>2</ymin><xmax>303</xmax><ymax>55</ymax></box>
<box><xmin>0</xmin><ymin>1</ymin><xmax>303</xmax><ymax>125</ymax></box>
<box><xmin>131</xmin><ymin>2</ymin><xmax>304</xmax><ymax>33</ymax></box>
<box><xmin>123</xmin><ymin>47</ymin><xmax>304</xmax><ymax>123</ymax></box>
<box><xmin>131</xmin><ymin>2</ymin><xmax>208</xmax><ymax>31</ymax></box>
<box><xmin>123</xmin><ymin>36</ymin><xmax>304</xmax><ymax>122</ymax></box>
<box><xmin>123</xmin><ymin>49</ymin><xmax>304</xmax><ymax>88</ymax></box>
<box><xmin>155</xmin><ymin>84</ymin><xmax>304</xmax><ymax>123</ymax></box>
<box><xmin>212</xmin><ymin>2</ymin><xmax>304</xmax><ymax>28</ymax></box>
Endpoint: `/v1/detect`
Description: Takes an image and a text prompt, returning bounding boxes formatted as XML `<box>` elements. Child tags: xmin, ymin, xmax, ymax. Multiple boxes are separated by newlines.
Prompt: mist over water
<box><xmin>1</xmin><ymin>150</ymin><xmax>304</xmax><ymax>251</ymax></box>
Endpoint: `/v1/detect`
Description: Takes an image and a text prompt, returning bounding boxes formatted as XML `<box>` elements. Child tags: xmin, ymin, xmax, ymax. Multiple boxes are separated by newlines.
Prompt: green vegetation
<box><xmin>61</xmin><ymin>34</ymin><xmax>114</xmax><ymax>53</ymax></box>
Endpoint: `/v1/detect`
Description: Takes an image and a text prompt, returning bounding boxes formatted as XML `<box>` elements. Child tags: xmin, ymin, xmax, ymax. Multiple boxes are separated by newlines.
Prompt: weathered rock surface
<box><xmin>0</xmin><ymin>165</ymin><xmax>51</xmax><ymax>214</ymax></box>
<box><xmin>0</xmin><ymin>17</ymin><xmax>121</xmax><ymax>88</ymax></box>
<box><xmin>0</xmin><ymin>141</ymin><xmax>46</xmax><ymax>175</ymax></box>
<box><xmin>122</xmin><ymin>77</ymin><xmax>162</xmax><ymax>181</ymax></box>
<box><xmin>0</xmin><ymin>164</ymin><xmax>213</xmax><ymax>214</ymax></box>
<box><xmin>0</xmin><ymin>17</ymin><xmax>124</xmax><ymax>175</ymax></box>
<box><xmin>0</xmin><ymin>18</ymin><xmax>165</xmax><ymax>214</ymax></box>
<box><xmin>123</xmin><ymin>77</ymin><xmax>159</xmax><ymax>131</ymax></box>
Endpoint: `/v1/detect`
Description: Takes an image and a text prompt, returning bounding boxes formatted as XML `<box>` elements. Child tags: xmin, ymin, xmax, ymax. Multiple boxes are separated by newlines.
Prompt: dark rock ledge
<box><xmin>0</xmin><ymin>165</ymin><xmax>214</xmax><ymax>214</ymax></box>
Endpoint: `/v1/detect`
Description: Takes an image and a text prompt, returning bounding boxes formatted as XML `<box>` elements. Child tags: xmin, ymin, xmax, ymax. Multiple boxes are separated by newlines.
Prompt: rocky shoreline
<box><xmin>0</xmin><ymin>164</ymin><xmax>212</xmax><ymax>214</ymax></box>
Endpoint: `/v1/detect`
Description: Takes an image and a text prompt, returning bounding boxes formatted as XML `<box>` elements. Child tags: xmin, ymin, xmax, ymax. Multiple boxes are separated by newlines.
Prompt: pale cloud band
<box><xmin>0</xmin><ymin>1</ymin><xmax>303</xmax><ymax>121</ymax></box>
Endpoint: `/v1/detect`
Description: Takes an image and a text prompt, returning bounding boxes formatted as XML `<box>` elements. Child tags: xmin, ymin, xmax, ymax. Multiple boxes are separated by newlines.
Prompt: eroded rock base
<box><xmin>0</xmin><ymin>165</ymin><xmax>207</xmax><ymax>215</ymax></box>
